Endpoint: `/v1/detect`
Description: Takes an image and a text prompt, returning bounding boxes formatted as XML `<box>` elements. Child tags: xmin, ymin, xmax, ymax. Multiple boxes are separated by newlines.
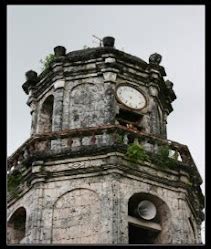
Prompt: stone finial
<box><xmin>165</xmin><ymin>80</ymin><xmax>173</xmax><ymax>89</ymax></box>
<box><xmin>54</xmin><ymin>46</ymin><xmax>66</xmax><ymax>57</ymax></box>
<box><xmin>25</xmin><ymin>70</ymin><xmax>38</xmax><ymax>82</ymax></box>
<box><xmin>102</xmin><ymin>36</ymin><xmax>115</xmax><ymax>47</ymax></box>
<box><xmin>22</xmin><ymin>70</ymin><xmax>38</xmax><ymax>94</ymax></box>
<box><xmin>149</xmin><ymin>53</ymin><xmax>162</xmax><ymax>65</ymax></box>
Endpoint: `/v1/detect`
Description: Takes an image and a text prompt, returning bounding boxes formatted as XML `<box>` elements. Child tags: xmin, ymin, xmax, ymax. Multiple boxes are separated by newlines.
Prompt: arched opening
<box><xmin>128</xmin><ymin>193</ymin><xmax>171</xmax><ymax>244</ymax></box>
<box><xmin>7</xmin><ymin>207</ymin><xmax>26</xmax><ymax>244</ymax></box>
<box><xmin>39</xmin><ymin>95</ymin><xmax>54</xmax><ymax>133</ymax></box>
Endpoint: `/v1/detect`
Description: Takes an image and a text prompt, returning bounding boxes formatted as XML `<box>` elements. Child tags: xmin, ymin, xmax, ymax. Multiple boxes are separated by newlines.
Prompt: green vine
<box><xmin>40</xmin><ymin>53</ymin><xmax>55</xmax><ymax>71</ymax></box>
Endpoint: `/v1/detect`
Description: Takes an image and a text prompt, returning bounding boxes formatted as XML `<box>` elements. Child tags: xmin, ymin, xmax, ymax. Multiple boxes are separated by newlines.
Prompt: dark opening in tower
<box><xmin>116</xmin><ymin>108</ymin><xmax>143</xmax><ymax>131</ymax></box>
<box><xmin>7</xmin><ymin>207</ymin><xmax>26</xmax><ymax>244</ymax></box>
<box><xmin>39</xmin><ymin>95</ymin><xmax>54</xmax><ymax>133</ymax></box>
<box><xmin>128</xmin><ymin>224</ymin><xmax>159</xmax><ymax>244</ymax></box>
<box><xmin>128</xmin><ymin>193</ymin><xmax>171</xmax><ymax>244</ymax></box>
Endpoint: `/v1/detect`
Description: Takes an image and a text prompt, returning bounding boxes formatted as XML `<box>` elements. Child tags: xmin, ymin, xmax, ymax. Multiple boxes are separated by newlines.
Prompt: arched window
<box><xmin>39</xmin><ymin>95</ymin><xmax>54</xmax><ymax>133</ymax></box>
<box><xmin>128</xmin><ymin>193</ymin><xmax>171</xmax><ymax>244</ymax></box>
<box><xmin>7</xmin><ymin>207</ymin><xmax>26</xmax><ymax>244</ymax></box>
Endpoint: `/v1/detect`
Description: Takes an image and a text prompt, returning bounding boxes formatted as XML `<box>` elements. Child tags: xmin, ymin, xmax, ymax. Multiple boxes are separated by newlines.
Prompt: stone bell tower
<box><xmin>7</xmin><ymin>36</ymin><xmax>204</xmax><ymax>244</ymax></box>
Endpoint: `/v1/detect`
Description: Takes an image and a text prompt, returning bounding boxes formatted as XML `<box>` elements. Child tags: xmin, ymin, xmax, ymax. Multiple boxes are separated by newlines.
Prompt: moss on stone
<box><xmin>151</xmin><ymin>145</ymin><xmax>178</xmax><ymax>169</ymax></box>
<box><xmin>7</xmin><ymin>171</ymin><xmax>22</xmax><ymax>194</ymax></box>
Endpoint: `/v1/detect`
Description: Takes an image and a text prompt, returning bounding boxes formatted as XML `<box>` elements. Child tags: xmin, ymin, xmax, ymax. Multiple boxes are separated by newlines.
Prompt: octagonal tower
<box><xmin>7</xmin><ymin>36</ymin><xmax>204</xmax><ymax>244</ymax></box>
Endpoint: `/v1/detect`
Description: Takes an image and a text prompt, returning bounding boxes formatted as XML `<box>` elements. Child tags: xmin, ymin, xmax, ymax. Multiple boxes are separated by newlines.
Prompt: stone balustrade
<box><xmin>7</xmin><ymin>125</ymin><xmax>196</xmax><ymax>174</ymax></box>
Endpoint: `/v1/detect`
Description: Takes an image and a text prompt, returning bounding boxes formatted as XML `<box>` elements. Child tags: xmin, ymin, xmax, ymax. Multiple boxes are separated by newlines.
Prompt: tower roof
<box><xmin>22</xmin><ymin>36</ymin><xmax>176</xmax><ymax>113</ymax></box>
<box><xmin>66</xmin><ymin>46</ymin><xmax>148</xmax><ymax>68</ymax></box>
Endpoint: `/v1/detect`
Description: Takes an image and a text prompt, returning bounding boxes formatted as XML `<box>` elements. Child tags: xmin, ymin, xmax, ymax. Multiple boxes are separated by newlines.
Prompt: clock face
<box><xmin>116</xmin><ymin>85</ymin><xmax>147</xmax><ymax>110</ymax></box>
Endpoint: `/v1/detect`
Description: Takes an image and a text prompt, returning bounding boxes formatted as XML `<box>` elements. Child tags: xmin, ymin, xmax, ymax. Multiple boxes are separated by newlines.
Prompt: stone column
<box><xmin>51</xmin><ymin>45</ymin><xmax>66</xmax><ymax>132</ymax></box>
<box><xmin>51</xmin><ymin>80</ymin><xmax>65</xmax><ymax>150</ymax></box>
<box><xmin>148</xmin><ymin>86</ymin><xmax>158</xmax><ymax>135</ymax></box>
<box><xmin>30</xmin><ymin>100</ymin><xmax>38</xmax><ymax>136</ymax></box>
<box><xmin>102</xmin><ymin>55</ymin><xmax>119</xmax><ymax>125</ymax></box>
<box><xmin>26</xmin><ymin>89</ymin><xmax>38</xmax><ymax>136</ymax></box>
<box><xmin>162</xmin><ymin>112</ymin><xmax>168</xmax><ymax>139</ymax></box>
<box><xmin>196</xmin><ymin>222</ymin><xmax>203</xmax><ymax>243</ymax></box>
<box><xmin>52</xmin><ymin>80</ymin><xmax>65</xmax><ymax>131</ymax></box>
<box><xmin>110</xmin><ymin>174</ymin><xmax>121</xmax><ymax>244</ymax></box>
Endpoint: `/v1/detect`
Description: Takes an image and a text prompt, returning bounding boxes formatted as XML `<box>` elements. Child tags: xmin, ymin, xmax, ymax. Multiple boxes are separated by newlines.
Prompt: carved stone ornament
<box><xmin>54</xmin><ymin>46</ymin><xmax>66</xmax><ymax>57</ymax></box>
<box><xmin>25</xmin><ymin>70</ymin><xmax>38</xmax><ymax>81</ymax></box>
<box><xmin>165</xmin><ymin>80</ymin><xmax>173</xmax><ymax>89</ymax></box>
<box><xmin>103</xmin><ymin>36</ymin><xmax>115</xmax><ymax>47</ymax></box>
<box><xmin>149</xmin><ymin>53</ymin><xmax>162</xmax><ymax>65</ymax></box>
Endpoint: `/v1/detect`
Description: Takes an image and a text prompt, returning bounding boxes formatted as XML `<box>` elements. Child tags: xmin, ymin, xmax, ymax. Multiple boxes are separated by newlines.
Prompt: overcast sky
<box><xmin>7</xmin><ymin>5</ymin><xmax>205</xmax><ymax>241</ymax></box>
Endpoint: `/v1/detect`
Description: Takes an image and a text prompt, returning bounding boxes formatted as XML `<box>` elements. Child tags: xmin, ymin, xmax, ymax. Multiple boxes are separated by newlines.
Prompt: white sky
<box><xmin>7</xmin><ymin>5</ymin><xmax>205</xmax><ymax>243</ymax></box>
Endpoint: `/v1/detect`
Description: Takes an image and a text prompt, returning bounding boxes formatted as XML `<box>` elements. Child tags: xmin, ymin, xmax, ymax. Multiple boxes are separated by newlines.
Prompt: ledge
<box><xmin>128</xmin><ymin>215</ymin><xmax>161</xmax><ymax>232</ymax></box>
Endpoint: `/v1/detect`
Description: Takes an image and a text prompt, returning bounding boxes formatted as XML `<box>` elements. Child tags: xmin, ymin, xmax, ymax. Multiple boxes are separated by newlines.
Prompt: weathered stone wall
<box><xmin>12</xmin><ymin>45</ymin><xmax>202</xmax><ymax>245</ymax></box>
<box><xmin>7</xmin><ymin>154</ymin><xmax>202</xmax><ymax>244</ymax></box>
<box><xmin>32</xmin><ymin>56</ymin><xmax>168</xmax><ymax>138</ymax></box>
<box><xmin>7</xmin><ymin>182</ymin><xmax>45</xmax><ymax>244</ymax></box>
<box><xmin>52</xmin><ymin>189</ymin><xmax>101</xmax><ymax>243</ymax></box>
<box><xmin>117</xmin><ymin>176</ymin><xmax>193</xmax><ymax>244</ymax></box>
<box><xmin>7</xmin><ymin>222</ymin><xmax>25</xmax><ymax>244</ymax></box>
<box><xmin>63</xmin><ymin>78</ymin><xmax>115</xmax><ymax>130</ymax></box>
<box><xmin>69</xmin><ymin>82</ymin><xmax>105</xmax><ymax>128</ymax></box>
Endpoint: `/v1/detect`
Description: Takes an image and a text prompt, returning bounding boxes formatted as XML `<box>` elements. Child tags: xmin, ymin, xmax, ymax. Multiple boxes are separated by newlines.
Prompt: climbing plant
<box><xmin>126</xmin><ymin>140</ymin><xmax>149</xmax><ymax>162</ymax></box>
<box><xmin>152</xmin><ymin>145</ymin><xmax>178</xmax><ymax>169</ymax></box>
<box><xmin>40</xmin><ymin>53</ymin><xmax>55</xmax><ymax>71</ymax></box>
<box><xmin>125</xmin><ymin>141</ymin><xmax>178</xmax><ymax>170</ymax></box>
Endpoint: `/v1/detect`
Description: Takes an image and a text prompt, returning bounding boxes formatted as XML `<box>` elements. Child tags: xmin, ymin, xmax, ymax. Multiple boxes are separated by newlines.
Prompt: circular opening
<box><xmin>137</xmin><ymin>200</ymin><xmax>157</xmax><ymax>220</ymax></box>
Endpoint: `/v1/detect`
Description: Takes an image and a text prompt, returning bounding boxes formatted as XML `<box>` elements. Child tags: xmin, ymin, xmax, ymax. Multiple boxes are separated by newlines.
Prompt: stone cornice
<box><xmin>7</xmin><ymin>151</ymin><xmax>202</xmax><ymax>216</ymax></box>
<box><xmin>22</xmin><ymin>46</ymin><xmax>176</xmax><ymax>116</ymax></box>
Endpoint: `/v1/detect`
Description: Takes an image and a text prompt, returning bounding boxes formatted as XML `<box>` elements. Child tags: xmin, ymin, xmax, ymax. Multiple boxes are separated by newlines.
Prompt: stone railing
<box><xmin>7</xmin><ymin>125</ymin><xmax>197</xmax><ymax>174</ymax></box>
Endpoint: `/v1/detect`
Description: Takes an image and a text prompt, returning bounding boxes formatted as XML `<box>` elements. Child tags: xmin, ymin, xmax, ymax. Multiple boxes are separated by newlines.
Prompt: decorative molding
<box><xmin>149</xmin><ymin>86</ymin><xmax>159</xmax><ymax>97</ymax></box>
<box><xmin>105</xmin><ymin>57</ymin><xmax>116</xmax><ymax>63</ymax></box>
<box><xmin>103</xmin><ymin>72</ymin><xmax>117</xmax><ymax>82</ymax></box>
<box><xmin>54</xmin><ymin>80</ymin><xmax>65</xmax><ymax>90</ymax></box>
